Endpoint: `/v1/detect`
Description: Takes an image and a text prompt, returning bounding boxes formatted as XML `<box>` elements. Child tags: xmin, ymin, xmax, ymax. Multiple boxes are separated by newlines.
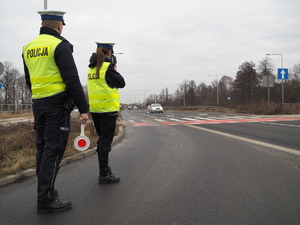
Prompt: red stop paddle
<box><xmin>74</xmin><ymin>123</ymin><xmax>90</xmax><ymax>151</ymax></box>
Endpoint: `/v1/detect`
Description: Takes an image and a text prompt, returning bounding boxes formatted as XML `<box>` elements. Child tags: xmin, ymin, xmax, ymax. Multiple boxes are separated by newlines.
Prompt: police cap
<box><xmin>96</xmin><ymin>42</ymin><xmax>115</xmax><ymax>52</ymax></box>
<box><xmin>38</xmin><ymin>9</ymin><xmax>66</xmax><ymax>25</ymax></box>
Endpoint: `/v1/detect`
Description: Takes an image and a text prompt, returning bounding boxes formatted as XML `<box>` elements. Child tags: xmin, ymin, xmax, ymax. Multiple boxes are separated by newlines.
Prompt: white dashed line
<box><xmin>260</xmin><ymin>122</ymin><xmax>300</xmax><ymax>128</ymax></box>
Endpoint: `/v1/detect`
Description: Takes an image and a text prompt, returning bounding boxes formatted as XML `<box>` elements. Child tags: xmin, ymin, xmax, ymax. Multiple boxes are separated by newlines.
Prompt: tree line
<box><xmin>145</xmin><ymin>57</ymin><xmax>300</xmax><ymax>113</ymax></box>
<box><xmin>1</xmin><ymin>57</ymin><xmax>300</xmax><ymax>114</ymax></box>
<box><xmin>0</xmin><ymin>61</ymin><xmax>31</xmax><ymax>105</ymax></box>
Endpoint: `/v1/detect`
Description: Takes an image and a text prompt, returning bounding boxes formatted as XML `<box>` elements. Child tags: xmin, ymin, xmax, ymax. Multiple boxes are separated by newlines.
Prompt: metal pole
<box><xmin>268</xmin><ymin>76</ymin><xmax>270</xmax><ymax>109</ymax></box>
<box><xmin>44</xmin><ymin>0</ymin><xmax>47</xmax><ymax>10</ymax></box>
<box><xmin>183</xmin><ymin>82</ymin><xmax>186</xmax><ymax>106</ymax></box>
<box><xmin>268</xmin><ymin>78</ymin><xmax>270</xmax><ymax>109</ymax></box>
<box><xmin>265</xmin><ymin>61</ymin><xmax>270</xmax><ymax>109</ymax></box>
<box><xmin>281</xmin><ymin>54</ymin><xmax>284</xmax><ymax>106</ymax></box>
<box><xmin>216</xmin><ymin>77</ymin><xmax>219</xmax><ymax>105</ymax></box>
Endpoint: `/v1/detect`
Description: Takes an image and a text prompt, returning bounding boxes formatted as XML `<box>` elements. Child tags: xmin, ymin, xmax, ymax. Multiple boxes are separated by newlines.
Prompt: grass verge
<box><xmin>0</xmin><ymin>118</ymin><xmax>101</xmax><ymax>177</ymax></box>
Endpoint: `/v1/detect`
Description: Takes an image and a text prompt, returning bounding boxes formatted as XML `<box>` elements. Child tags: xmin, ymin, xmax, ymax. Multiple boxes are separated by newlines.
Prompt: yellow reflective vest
<box><xmin>87</xmin><ymin>62</ymin><xmax>120</xmax><ymax>113</ymax></box>
<box><xmin>23</xmin><ymin>34</ymin><xmax>66</xmax><ymax>99</ymax></box>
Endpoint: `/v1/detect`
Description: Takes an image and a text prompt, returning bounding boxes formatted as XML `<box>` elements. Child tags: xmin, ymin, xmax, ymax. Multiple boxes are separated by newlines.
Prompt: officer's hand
<box><xmin>79</xmin><ymin>113</ymin><xmax>88</xmax><ymax>128</ymax></box>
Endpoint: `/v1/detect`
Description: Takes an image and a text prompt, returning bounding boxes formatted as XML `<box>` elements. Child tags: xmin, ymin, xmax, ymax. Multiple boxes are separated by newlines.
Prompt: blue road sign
<box><xmin>277</xmin><ymin>68</ymin><xmax>288</xmax><ymax>80</ymax></box>
<box><xmin>0</xmin><ymin>83</ymin><xmax>2</xmax><ymax>89</ymax></box>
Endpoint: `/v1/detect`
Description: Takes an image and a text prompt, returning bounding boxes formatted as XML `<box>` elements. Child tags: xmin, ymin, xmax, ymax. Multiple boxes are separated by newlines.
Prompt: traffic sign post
<box><xmin>277</xmin><ymin>68</ymin><xmax>288</xmax><ymax>106</ymax></box>
<box><xmin>263</xmin><ymin>75</ymin><xmax>274</xmax><ymax>109</ymax></box>
<box><xmin>0</xmin><ymin>62</ymin><xmax>3</xmax><ymax>90</ymax></box>
<box><xmin>0</xmin><ymin>62</ymin><xmax>4</xmax><ymax>75</ymax></box>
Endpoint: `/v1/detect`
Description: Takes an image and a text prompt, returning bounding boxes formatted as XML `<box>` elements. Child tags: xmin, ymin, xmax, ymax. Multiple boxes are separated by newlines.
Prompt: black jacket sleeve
<box><xmin>22</xmin><ymin>54</ymin><xmax>32</xmax><ymax>92</ymax></box>
<box><xmin>54</xmin><ymin>41</ymin><xmax>89</xmax><ymax>114</ymax></box>
<box><xmin>105</xmin><ymin>63</ymin><xmax>126</xmax><ymax>89</ymax></box>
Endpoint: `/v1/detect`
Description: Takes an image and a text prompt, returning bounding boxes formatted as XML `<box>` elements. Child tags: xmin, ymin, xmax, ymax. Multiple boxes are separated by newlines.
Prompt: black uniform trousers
<box><xmin>33</xmin><ymin>104</ymin><xmax>70</xmax><ymax>204</ymax></box>
<box><xmin>91</xmin><ymin>112</ymin><xmax>117</xmax><ymax>170</ymax></box>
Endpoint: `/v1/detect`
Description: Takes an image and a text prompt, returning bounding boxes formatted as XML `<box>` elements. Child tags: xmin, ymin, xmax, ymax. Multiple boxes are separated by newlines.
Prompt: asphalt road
<box><xmin>132</xmin><ymin>109</ymin><xmax>300</xmax><ymax>151</ymax></box>
<box><xmin>0</xmin><ymin>110</ymin><xmax>300</xmax><ymax>224</ymax></box>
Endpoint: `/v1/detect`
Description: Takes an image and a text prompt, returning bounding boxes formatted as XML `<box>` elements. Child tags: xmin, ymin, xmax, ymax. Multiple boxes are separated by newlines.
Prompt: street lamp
<box><xmin>266</xmin><ymin>54</ymin><xmax>284</xmax><ymax>105</ymax></box>
<box><xmin>134</xmin><ymin>93</ymin><xmax>143</xmax><ymax>105</ymax></box>
<box><xmin>208</xmin><ymin>75</ymin><xmax>219</xmax><ymax>105</ymax></box>
<box><xmin>140</xmin><ymin>90</ymin><xmax>149</xmax><ymax>107</ymax></box>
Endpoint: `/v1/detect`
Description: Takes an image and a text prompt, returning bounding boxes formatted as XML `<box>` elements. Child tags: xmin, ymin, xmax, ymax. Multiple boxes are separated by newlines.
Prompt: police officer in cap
<box><xmin>22</xmin><ymin>9</ymin><xmax>89</xmax><ymax>213</ymax></box>
<box><xmin>87</xmin><ymin>42</ymin><xmax>125</xmax><ymax>184</ymax></box>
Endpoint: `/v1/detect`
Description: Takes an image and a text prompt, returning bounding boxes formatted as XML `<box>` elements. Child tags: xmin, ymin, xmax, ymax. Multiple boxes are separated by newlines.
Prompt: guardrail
<box><xmin>0</xmin><ymin>104</ymin><xmax>32</xmax><ymax>115</ymax></box>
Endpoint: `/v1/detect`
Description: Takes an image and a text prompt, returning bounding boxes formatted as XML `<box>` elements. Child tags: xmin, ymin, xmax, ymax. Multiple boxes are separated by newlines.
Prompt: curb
<box><xmin>0</xmin><ymin>125</ymin><xmax>124</xmax><ymax>187</ymax></box>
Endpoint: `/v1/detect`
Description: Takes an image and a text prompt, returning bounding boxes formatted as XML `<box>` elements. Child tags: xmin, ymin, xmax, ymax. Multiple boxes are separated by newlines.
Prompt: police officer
<box><xmin>87</xmin><ymin>42</ymin><xmax>125</xmax><ymax>184</ymax></box>
<box><xmin>22</xmin><ymin>10</ymin><xmax>89</xmax><ymax>213</ymax></box>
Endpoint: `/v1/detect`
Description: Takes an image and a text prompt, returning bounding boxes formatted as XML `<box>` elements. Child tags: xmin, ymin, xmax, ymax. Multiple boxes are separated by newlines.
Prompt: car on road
<box><xmin>149</xmin><ymin>103</ymin><xmax>163</xmax><ymax>113</ymax></box>
<box><xmin>128</xmin><ymin>105</ymin><xmax>133</xmax><ymax>110</ymax></box>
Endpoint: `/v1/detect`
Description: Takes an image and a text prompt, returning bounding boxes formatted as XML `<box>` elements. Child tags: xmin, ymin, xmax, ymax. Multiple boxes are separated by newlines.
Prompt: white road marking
<box><xmin>154</xmin><ymin>119</ymin><xmax>167</xmax><ymax>122</ymax></box>
<box><xmin>193</xmin><ymin>117</ymin><xmax>210</xmax><ymax>120</ymax></box>
<box><xmin>185</xmin><ymin>123</ymin><xmax>300</xmax><ymax>156</ymax></box>
<box><xmin>169</xmin><ymin>118</ymin><xmax>184</xmax><ymax>121</ymax></box>
<box><xmin>182</xmin><ymin>118</ymin><xmax>197</xmax><ymax>121</ymax></box>
<box><xmin>261</xmin><ymin>122</ymin><xmax>300</xmax><ymax>128</ymax></box>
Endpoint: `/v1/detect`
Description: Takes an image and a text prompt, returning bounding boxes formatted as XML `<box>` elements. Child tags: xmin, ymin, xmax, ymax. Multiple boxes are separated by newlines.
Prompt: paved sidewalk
<box><xmin>0</xmin><ymin>124</ymin><xmax>124</xmax><ymax>187</ymax></box>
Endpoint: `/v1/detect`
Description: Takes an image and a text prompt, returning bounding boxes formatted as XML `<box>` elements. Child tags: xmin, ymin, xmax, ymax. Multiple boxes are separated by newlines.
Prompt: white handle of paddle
<box><xmin>80</xmin><ymin>123</ymin><xmax>85</xmax><ymax>136</ymax></box>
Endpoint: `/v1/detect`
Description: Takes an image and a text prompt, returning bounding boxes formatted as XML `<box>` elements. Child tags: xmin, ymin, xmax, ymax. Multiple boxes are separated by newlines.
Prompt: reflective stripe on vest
<box><xmin>87</xmin><ymin>62</ymin><xmax>120</xmax><ymax>113</ymax></box>
<box><xmin>23</xmin><ymin>34</ymin><xmax>66</xmax><ymax>99</ymax></box>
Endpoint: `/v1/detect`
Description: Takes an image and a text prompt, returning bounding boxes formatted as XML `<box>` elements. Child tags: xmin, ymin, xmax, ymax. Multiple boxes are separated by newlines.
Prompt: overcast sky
<box><xmin>1</xmin><ymin>0</ymin><xmax>300</xmax><ymax>103</ymax></box>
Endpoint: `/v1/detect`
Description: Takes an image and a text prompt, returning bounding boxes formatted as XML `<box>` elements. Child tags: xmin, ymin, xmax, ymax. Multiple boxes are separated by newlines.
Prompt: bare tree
<box><xmin>146</xmin><ymin>94</ymin><xmax>154</xmax><ymax>105</ymax></box>
<box><xmin>165</xmin><ymin>87</ymin><xmax>169</xmax><ymax>106</ymax></box>
<box><xmin>257</xmin><ymin>57</ymin><xmax>276</xmax><ymax>103</ymax></box>
<box><xmin>196</xmin><ymin>82</ymin><xmax>208</xmax><ymax>105</ymax></box>
<box><xmin>290</xmin><ymin>63</ymin><xmax>300</xmax><ymax>82</ymax></box>
<box><xmin>258</xmin><ymin>57</ymin><xmax>274</xmax><ymax>79</ymax></box>
<box><xmin>205</xmin><ymin>84</ymin><xmax>214</xmax><ymax>105</ymax></box>
<box><xmin>284</xmin><ymin>63</ymin><xmax>300</xmax><ymax>103</ymax></box>
<box><xmin>15</xmin><ymin>75</ymin><xmax>31</xmax><ymax>104</ymax></box>
<box><xmin>219</xmin><ymin>75</ymin><xmax>233</xmax><ymax>105</ymax></box>
<box><xmin>209</xmin><ymin>78</ymin><xmax>218</xmax><ymax>105</ymax></box>
<box><xmin>173</xmin><ymin>87</ymin><xmax>182</xmax><ymax>106</ymax></box>
<box><xmin>186</xmin><ymin>80</ymin><xmax>196</xmax><ymax>106</ymax></box>
<box><xmin>159</xmin><ymin>88</ymin><xmax>166</xmax><ymax>104</ymax></box>
<box><xmin>0</xmin><ymin>61</ymin><xmax>20</xmax><ymax>104</ymax></box>
<box><xmin>179</xmin><ymin>79</ymin><xmax>189</xmax><ymax>106</ymax></box>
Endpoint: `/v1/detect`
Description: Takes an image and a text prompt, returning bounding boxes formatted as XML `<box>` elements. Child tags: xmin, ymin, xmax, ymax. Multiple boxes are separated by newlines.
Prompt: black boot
<box><xmin>99</xmin><ymin>166</ymin><xmax>120</xmax><ymax>184</ymax></box>
<box><xmin>52</xmin><ymin>189</ymin><xmax>58</xmax><ymax>198</ymax></box>
<box><xmin>37</xmin><ymin>199</ymin><xmax>72</xmax><ymax>214</ymax></box>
